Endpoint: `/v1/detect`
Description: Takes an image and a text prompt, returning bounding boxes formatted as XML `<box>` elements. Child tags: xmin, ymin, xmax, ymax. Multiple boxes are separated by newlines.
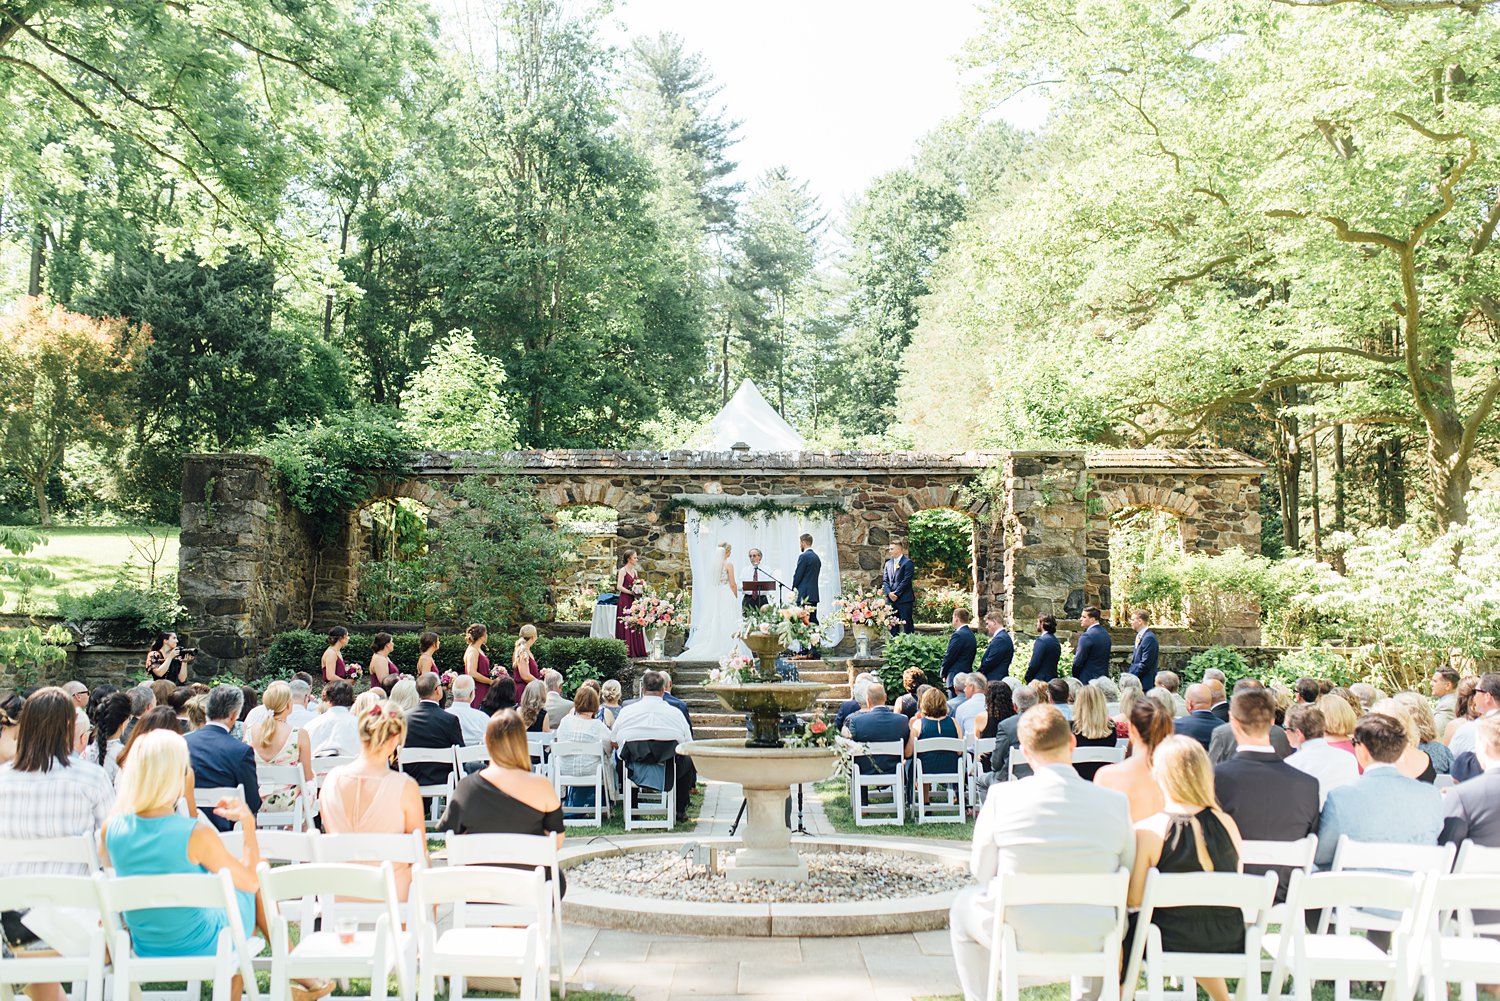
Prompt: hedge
<box><xmin>262</xmin><ymin>629</ymin><xmax>634</xmax><ymax>692</ymax></box>
<box><xmin>877</xmin><ymin>631</ymin><xmax>992</xmax><ymax>695</ymax></box>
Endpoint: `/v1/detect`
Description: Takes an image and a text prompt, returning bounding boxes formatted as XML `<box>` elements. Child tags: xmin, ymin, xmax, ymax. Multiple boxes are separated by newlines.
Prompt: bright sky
<box><xmin>435</xmin><ymin>1</ymin><xmax>1046</xmax><ymax>217</ymax></box>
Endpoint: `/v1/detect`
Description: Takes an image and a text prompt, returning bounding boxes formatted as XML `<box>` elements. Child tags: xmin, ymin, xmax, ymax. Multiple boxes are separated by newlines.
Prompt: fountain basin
<box><xmin>704</xmin><ymin>681</ymin><xmax>828</xmax><ymax>747</ymax></box>
<box><xmin>678</xmin><ymin>738</ymin><xmax>839</xmax><ymax>882</ymax></box>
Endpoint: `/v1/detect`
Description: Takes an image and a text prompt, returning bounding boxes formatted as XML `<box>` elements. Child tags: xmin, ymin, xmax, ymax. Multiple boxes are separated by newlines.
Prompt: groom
<box><xmin>793</xmin><ymin>533</ymin><xmax>821</xmax><ymax>658</ymax></box>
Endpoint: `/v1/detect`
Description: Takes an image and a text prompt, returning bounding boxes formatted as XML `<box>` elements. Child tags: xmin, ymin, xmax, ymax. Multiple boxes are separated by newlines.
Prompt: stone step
<box><xmin>694</xmin><ymin>725</ymin><xmax>747</xmax><ymax>741</ymax></box>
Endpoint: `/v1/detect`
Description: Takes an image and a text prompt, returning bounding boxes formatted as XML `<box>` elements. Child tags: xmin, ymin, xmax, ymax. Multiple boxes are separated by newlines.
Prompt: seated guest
<box><xmin>1213</xmin><ymin>688</ymin><xmax>1318</xmax><ymax>896</ymax></box>
<box><xmin>440</xmin><ymin>708</ymin><xmax>565</xmax><ymax>894</ymax></box>
<box><xmin>352</xmin><ymin>689</ymin><xmax>386</xmax><ymax>719</ymax></box>
<box><xmin>1046</xmin><ymin>677</ymin><xmax>1072</xmax><ymax>721</ymax></box>
<box><xmin>842</xmin><ymin>682</ymin><xmax>912</xmax><ymax>779</ymax></box>
<box><xmin>1128</xmin><ymin>736</ymin><xmax>1245</xmax><ymax>1001</ymax></box>
<box><xmin>948</xmin><ymin>705</ymin><xmax>1134</xmax><ymax>1001</ymax></box>
<box><xmin>480</xmin><ymin>674</ymin><xmax>519</xmax><ymax>715</ymax></box>
<box><xmin>971</xmin><ymin>681</ymin><xmax>1016</xmax><ymax>775</ymax></box>
<box><xmin>1448</xmin><ymin>672</ymin><xmax>1500</xmax><ymax>757</ymax></box>
<box><xmin>1208</xmin><ymin>679</ymin><xmax>1292</xmax><ymax>762</ymax></box>
<box><xmin>1371</xmin><ymin>698</ymin><xmax>1436</xmax><ymax>782</ymax></box>
<box><xmin>1317</xmin><ymin>694</ymin><xmax>1358</xmax><ymax>757</ymax></box>
<box><xmin>167</xmin><ymin>686</ymin><xmax>196</xmax><ymax>732</ymax></box>
<box><xmin>1443</xmin><ymin>676</ymin><xmax>1480</xmax><ymax>745</ymax></box>
<box><xmin>1314</xmin><ymin>712</ymin><xmax>1444</xmax><ymax>869</ymax></box>
<box><xmin>1155</xmin><ymin>670</ymin><xmax>1188</xmax><ymax>717</ymax></box>
<box><xmin>1173</xmin><ymin>684</ymin><xmax>1220</xmax><ymax>748</ymax></box>
<box><xmin>388</xmin><ymin>677</ymin><xmax>419</xmax><ymax>715</ymax></box>
<box><xmin>894</xmin><ymin>667</ymin><xmax>925</xmax><ymax>719</ymax></box>
<box><xmin>402</xmin><ymin>673</ymin><xmax>463</xmax><ymax>794</ymax></box>
<box><xmin>0</xmin><ymin>692</ymin><xmax>22</xmax><ymax>767</ymax></box>
<box><xmin>89</xmin><ymin>691</ymin><xmax>133</xmax><ymax>783</ymax></box>
<box><xmin>1283</xmin><ymin>705</ymin><xmax>1358</xmax><ymax>805</ymax></box>
<box><xmin>1394</xmin><ymin>692</ymin><xmax>1452</xmax><ymax>775</ymax></box>
<box><xmin>542</xmin><ymin>670</ymin><xmax>573</xmax><ymax>729</ymax></box>
<box><xmin>120</xmin><ymin>707</ymin><xmax>198</xmax><ymax>805</ymax></box>
<box><xmin>611</xmin><ymin>671</ymin><xmax>695</xmax><ymax>823</ymax></box>
<box><xmin>319</xmin><ymin>703</ymin><xmax>426</xmax><ymax>899</ymax></box>
<box><xmin>519</xmin><ymin>680</ymin><xmax>551</xmax><ymax>733</ymax></box>
<box><xmin>947</xmin><ymin>673</ymin><xmax>969</xmax><ymax>716</ymax></box>
<box><xmin>1201</xmin><ymin>671</ymin><xmax>1229</xmax><ymax>722</ymax></box>
<box><xmin>250</xmin><ymin>681</ymin><xmax>313</xmax><ymax>820</ymax></box>
<box><xmin>1350</xmin><ymin>682</ymin><xmax>1380</xmax><ymax>713</ymax></box>
<box><xmin>1441</xmin><ymin>714</ymin><xmax>1500</xmax><ymax>847</ymax></box>
<box><xmin>660</xmin><ymin>672</ymin><xmax>695</xmax><ymax>730</ymax></box>
<box><xmin>911</xmin><ymin>686</ymin><xmax>962</xmax><ymax>786</ymax></box>
<box><xmin>305</xmin><ymin>680</ymin><xmax>359</xmax><ymax>757</ymax></box>
<box><xmin>446</xmin><ymin>675</ymin><xmax>490</xmax><ymax>747</ymax></box>
<box><xmin>953</xmin><ymin>673</ymin><xmax>986</xmax><ymax>733</ymax></box>
<box><xmin>1431</xmin><ymin>667</ymin><xmax>1461</xmax><ymax>735</ymax></box>
<box><xmin>1096</xmin><ymin>698</ymin><xmax>1173</xmax><ymax>821</ymax></box>
<box><xmin>941</xmin><ymin>608</ymin><xmax>978</xmax><ymax>695</ymax></box>
<box><xmin>184</xmin><ymin>685</ymin><xmax>261</xmax><ymax>832</ymax></box>
<box><xmin>1071</xmin><ymin>684</ymin><xmax>1118</xmax><ymax>781</ymax></box>
<box><xmin>553</xmin><ymin>685</ymin><xmax>616</xmax><ymax>807</ymax></box>
<box><xmin>600</xmin><ymin>679</ymin><xmax>624</xmax><ymax>727</ymax></box>
<box><xmin>124</xmin><ymin>685</ymin><xmax>155</xmax><ymax>742</ymax></box>
<box><xmin>978</xmin><ymin>685</ymin><xmax>1037</xmax><ymax>792</ymax></box>
<box><xmin>837</xmin><ymin>674</ymin><xmax>877</xmax><ymax>732</ymax></box>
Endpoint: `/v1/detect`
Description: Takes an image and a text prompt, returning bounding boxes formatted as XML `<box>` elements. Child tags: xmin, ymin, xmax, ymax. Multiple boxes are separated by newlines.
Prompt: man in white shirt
<box><xmin>446</xmin><ymin>675</ymin><xmax>490</xmax><ymax>746</ymax></box>
<box><xmin>304</xmin><ymin>680</ymin><xmax>359</xmax><ymax>757</ymax></box>
<box><xmin>954</xmin><ymin>674</ymin><xmax>986</xmax><ymax>732</ymax></box>
<box><xmin>543</xmin><ymin>670</ymin><xmax>573</xmax><ymax>729</ymax></box>
<box><xmin>949</xmin><ymin>705</ymin><xmax>1134</xmax><ymax>1001</ymax></box>
<box><xmin>1283</xmin><ymin>703</ymin><xmax>1358</xmax><ymax>805</ymax></box>
<box><xmin>1450</xmin><ymin>673</ymin><xmax>1500</xmax><ymax>758</ymax></box>
<box><xmin>611</xmin><ymin>670</ymin><xmax>694</xmax><ymax>822</ymax></box>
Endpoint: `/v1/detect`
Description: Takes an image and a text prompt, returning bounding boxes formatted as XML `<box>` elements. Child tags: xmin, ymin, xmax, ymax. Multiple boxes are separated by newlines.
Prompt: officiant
<box><xmin>742</xmin><ymin>548</ymin><xmax>770</xmax><ymax>610</ymax></box>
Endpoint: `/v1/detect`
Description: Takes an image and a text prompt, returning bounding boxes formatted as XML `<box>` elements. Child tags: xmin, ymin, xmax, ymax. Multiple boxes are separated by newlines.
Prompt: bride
<box><xmin>677</xmin><ymin>542</ymin><xmax>750</xmax><ymax>661</ymax></box>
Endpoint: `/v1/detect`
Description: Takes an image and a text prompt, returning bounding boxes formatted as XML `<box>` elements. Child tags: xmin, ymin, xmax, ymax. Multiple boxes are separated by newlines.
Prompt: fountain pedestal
<box><xmin>677</xmin><ymin>739</ymin><xmax>839</xmax><ymax>881</ymax></box>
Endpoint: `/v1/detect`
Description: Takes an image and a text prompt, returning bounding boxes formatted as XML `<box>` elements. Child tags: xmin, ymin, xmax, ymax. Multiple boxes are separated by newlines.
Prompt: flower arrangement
<box><xmin>782</xmin><ymin>708</ymin><xmax>835</xmax><ymax>748</ymax></box>
<box><xmin>625</xmin><ymin>589</ymin><xmax>684</xmax><ymax>631</ymax></box>
<box><xmin>738</xmin><ymin>601</ymin><xmax>819</xmax><ymax>650</ymax></box>
<box><xmin>708</xmin><ymin>652</ymin><xmax>753</xmax><ymax>687</ymax></box>
<box><xmin>833</xmin><ymin>586</ymin><xmax>903</xmax><ymax>632</ymax></box>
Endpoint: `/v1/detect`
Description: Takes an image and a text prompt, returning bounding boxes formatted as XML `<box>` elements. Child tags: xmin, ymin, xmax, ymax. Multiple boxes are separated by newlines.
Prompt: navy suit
<box><xmin>1071</xmin><ymin>623</ymin><xmax>1112</xmax><ymax>684</ymax></box>
<box><xmin>844</xmin><ymin>705</ymin><xmax>909</xmax><ymax>775</ymax></box>
<box><xmin>1215</xmin><ymin>750</ymin><xmax>1320</xmax><ymax>899</ymax></box>
<box><xmin>1174</xmin><ymin>709</ymin><xmax>1221</xmax><ymax>749</ymax></box>
<box><xmin>664</xmin><ymin>691</ymin><xmax>695</xmax><ymax>733</ymax></box>
<box><xmin>793</xmin><ymin>547</ymin><xmax>821</xmax><ymax>655</ymax></box>
<box><xmin>882</xmin><ymin>555</ymin><xmax>915</xmax><ymax>635</ymax></box>
<box><xmin>403</xmin><ymin>700</ymin><xmax>464</xmax><ymax>789</ymax></box>
<box><xmin>1128</xmin><ymin>628</ymin><xmax>1159</xmax><ymax>690</ymax></box>
<box><xmin>940</xmin><ymin>626</ymin><xmax>977</xmax><ymax>693</ymax></box>
<box><xmin>978</xmin><ymin>629</ymin><xmax>1014</xmax><ymax>683</ymax></box>
<box><xmin>184</xmin><ymin>722</ymin><xmax>261</xmax><ymax>832</ymax></box>
<box><xmin>1025</xmin><ymin>632</ymin><xmax>1061</xmax><ymax>682</ymax></box>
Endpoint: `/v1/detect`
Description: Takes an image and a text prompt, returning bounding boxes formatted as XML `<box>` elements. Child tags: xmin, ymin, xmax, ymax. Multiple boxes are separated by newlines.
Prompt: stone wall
<box><xmin>178</xmin><ymin>447</ymin><xmax>1263</xmax><ymax>677</ymax></box>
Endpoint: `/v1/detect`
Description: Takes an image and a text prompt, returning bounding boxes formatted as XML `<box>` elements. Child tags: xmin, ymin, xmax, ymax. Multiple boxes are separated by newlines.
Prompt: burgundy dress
<box><xmin>615</xmin><ymin>572</ymin><xmax>647</xmax><ymax>658</ymax></box>
<box><xmin>331</xmin><ymin>651</ymin><xmax>359</xmax><ymax>682</ymax></box>
<box><xmin>470</xmin><ymin>650</ymin><xmax>492</xmax><ymax>707</ymax></box>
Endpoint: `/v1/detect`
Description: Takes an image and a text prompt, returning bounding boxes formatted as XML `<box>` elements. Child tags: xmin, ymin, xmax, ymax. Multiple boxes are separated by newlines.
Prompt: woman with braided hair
<box><xmin>89</xmin><ymin>690</ymin><xmax>133</xmax><ymax>783</ymax></box>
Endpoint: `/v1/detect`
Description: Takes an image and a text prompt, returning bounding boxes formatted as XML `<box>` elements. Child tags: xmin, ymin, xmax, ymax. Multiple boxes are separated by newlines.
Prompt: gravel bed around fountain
<box><xmin>569</xmin><ymin>848</ymin><xmax>971</xmax><ymax>904</ymax></box>
<box><xmin>559</xmin><ymin>836</ymin><xmax>972</xmax><ymax>937</ymax></box>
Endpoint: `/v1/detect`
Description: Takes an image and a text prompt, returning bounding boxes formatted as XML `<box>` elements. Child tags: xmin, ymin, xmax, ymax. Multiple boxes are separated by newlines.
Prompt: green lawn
<box><xmin>2</xmin><ymin>524</ymin><xmax>178</xmax><ymax>612</ymax></box>
<box><xmin>816</xmin><ymin>778</ymin><xmax>976</xmax><ymax>842</ymax></box>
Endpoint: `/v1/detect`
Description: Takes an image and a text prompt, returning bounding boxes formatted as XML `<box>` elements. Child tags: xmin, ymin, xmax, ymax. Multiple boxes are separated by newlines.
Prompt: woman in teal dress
<box><xmin>101</xmin><ymin>731</ymin><xmax>336</xmax><ymax>1001</ymax></box>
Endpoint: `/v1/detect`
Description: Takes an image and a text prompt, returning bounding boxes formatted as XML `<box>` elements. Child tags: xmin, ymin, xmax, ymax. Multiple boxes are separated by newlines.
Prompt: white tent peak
<box><xmin>703</xmin><ymin>379</ymin><xmax>806</xmax><ymax>451</ymax></box>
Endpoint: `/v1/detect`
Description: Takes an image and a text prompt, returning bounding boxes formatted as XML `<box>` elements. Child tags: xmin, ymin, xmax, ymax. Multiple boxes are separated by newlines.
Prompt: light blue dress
<box><xmin>105</xmin><ymin>813</ymin><xmax>256</xmax><ymax>956</ymax></box>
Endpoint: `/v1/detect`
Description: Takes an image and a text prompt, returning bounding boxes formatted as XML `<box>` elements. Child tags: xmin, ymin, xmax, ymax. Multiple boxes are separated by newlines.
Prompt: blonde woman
<box><xmin>512</xmin><ymin>624</ymin><xmax>540</xmax><ymax>687</ymax></box>
<box><xmin>103</xmin><ymin>729</ymin><xmax>345</xmax><ymax>1000</ymax></box>
<box><xmin>1096</xmin><ymin>698</ymin><xmax>1173</xmax><ymax>821</ymax></box>
<box><xmin>463</xmin><ymin>623</ymin><xmax>493</xmax><ymax>708</ymax></box>
<box><xmin>1071</xmin><ymin>684</ymin><xmax>1117</xmax><ymax>780</ymax></box>
<box><xmin>1317</xmin><ymin>694</ymin><xmax>1358</xmax><ymax>757</ymax></box>
<box><xmin>1126</xmin><ymin>736</ymin><xmax>1245</xmax><ymax>1001</ymax></box>
<box><xmin>317</xmin><ymin>703</ymin><xmax>426</xmax><ymax>900</ymax></box>
<box><xmin>351</xmin><ymin>687</ymin><xmax>386</xmax><ymax>718</ymax></box>
<box><xmin>1370</xmin><ymin>699</ymin><xmax>1436</xmax><ymax>782</ymax></box>
<box><xmin>252</xmin><ymin>681</ymin><xmax>313</xmax><ymax>818</ymax></box>
<box><xmin>1394</xmin><ymin>691</ymin><xmax>1453</xmax><ymax>774</ymax></box>
<box><xmin>519</xmin><ymin>679</ymin><xmax>550</xmax><ymax>733</ymax></box>
<box><xmin>387</xmin><ymin>677</ymin><xmax>419</xmax><ymax>715</ymax></box>
<box><xmin>600</xmin><ymin>679</ymin><xmax>624</xmax><ymax>726</ymax></box>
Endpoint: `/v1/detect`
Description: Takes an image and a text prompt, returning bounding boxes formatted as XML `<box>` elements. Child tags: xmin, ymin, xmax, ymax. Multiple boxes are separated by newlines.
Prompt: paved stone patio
<box><xmin>557</xmin><ymin>778</ymin><xmax>964</xmax><ymax>1000</ymax></box>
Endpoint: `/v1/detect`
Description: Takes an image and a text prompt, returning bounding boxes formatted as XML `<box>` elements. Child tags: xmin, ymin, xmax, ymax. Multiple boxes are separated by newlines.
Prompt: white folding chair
<box><xmin>1073</xmin><ymin>746</ymin><xmax>1126</xmax><ymax>769</ymax></box>
<box><xmin>550</xmin><ymin>739</ymin><xmax>609</xmax><ymax>827</ymax></box>
<box><xmin>0</xmin><ymin>834</ymin><xmax>100</xmax><ymax>871</ymax></box>
<box><xmin>396</xmin><ymin>747</ymin><xmax>456</xmax><ymax>825</ymax></box>
<box><xmin>193</xmin><ymin>785</ymin><xmax>246</xmax><ymax>828</ymax></box>
<box><xmin>255</xmin><ymin>764</ymin><xmax>313</xmax><ymax>831</ymax></box>
<box><xmin>0</xmin><ymin>875</ymin><xmax>106</xmax><ymax>1001</ymax></box>
<box><xmin>1008</xmin><ymin>748</ymin><xmax>1030</xmax><ymax>781</ymax></box>
<box><xmin>312</xmin><ymin>830</ymin><xmax>429</xmax><ymax>926</ymax></box>
<box><xmin>259</xmin><ymin>861</ymin><xmax>408</xmax><ymax>1001</ymax></box>
<box><xmin>526</xmin><ymin>732</ymin><xmax>555</xmax><ymax>778</ymax></box>
<box><xmin>95</xmin><ymin>869</ymin><xmax>262</xmax><ymax>1001</ymax></box>
<box><xmin>1330</xmin><ymin>837</ymin><xmax>1456</xmax><ymax>934</ymax></box>
<box><xmin>1239</xmin><ymin>835</ymin><xmax>1318</xmax><ymax>924</ymax></box>
<box><xmin>1122</xmin><ymin>871</ymin><xmax>1278</xmax><ymax>1001</ymax></box>
<box><xmin>1264</xmin><ymin>870</ymin><xmax>1426</xmax><ymax>1001</ymax></box>
<box><xmin>1453</xmin><ymin>842</ymin><xmax>1500</xmax><ymax>934</ymax></box>
<box><xmin>1422</xmin><ymin>873</ymin><xmax>1500</xmax><ymax>1001</ymax></box>
<box><xmin>967</xmin><ymin>736</ymin><xmax>996</xmax><ymax>811</ymax></box>
<box><xmin>986</xmin><ymin>869</ymin><xmax>1131</xmax><ymax>1001</ymax></box>
<box><xmin>621</xmin><ymin>745</ymin><xmax>676</xmax><ymax>832</ymax></box>
<box><xmin>453</xmin><ymin>744</ymin><xmax>489</xmax><ymax>778</ymax></box>
<box><xmin>444</xmin><ymin>833</ymin><xmax>565</xmax><ymax>998</ymax></box>
<box><xmin>413</xmin><ymin>866</ymin><xmax>549</xmax><ymax>1001</ymax></box>
<box><xmin>912</xmin><ymin>737</ymin><xmax>967</xmax><ymax>824</ymax></box>
<box><xmin>220</xmin><ymin>830</ymin><xmax>319</xmax><ymax>951</ymax></box>
<box><xmin>848</xmin><ymin>740</ymin><xmax>906</xmax><ymax>827</ymax></box>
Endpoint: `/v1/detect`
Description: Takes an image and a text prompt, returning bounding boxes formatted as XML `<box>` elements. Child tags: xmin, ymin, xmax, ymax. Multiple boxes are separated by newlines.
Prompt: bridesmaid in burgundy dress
<box><xmin>464</xmin><ymin>623</ymin><xmax>493</xmax><ymax>707</ymax></box>
<box><xmin>321</xmin><ymin>626</ymin><xmax>360</xmax><ymax>685</ymax></box>
<box><xmin>615</xmin><ymin>550</ymin><xmax>648</xmax><ymax>659</ymax></box>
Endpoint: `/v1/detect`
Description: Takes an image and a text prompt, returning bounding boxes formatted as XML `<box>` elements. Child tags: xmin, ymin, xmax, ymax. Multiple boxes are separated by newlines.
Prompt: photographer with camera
<box><xmin>146</xmin><ymin>632</ymin><xmax>194</xmax><ymax>685</ymax></box>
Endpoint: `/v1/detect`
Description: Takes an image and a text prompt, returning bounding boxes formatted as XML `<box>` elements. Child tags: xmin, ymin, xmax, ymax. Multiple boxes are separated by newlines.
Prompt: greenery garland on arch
<box><xmin>660</xmin><ymin>496</ymin><xmax>847</xmax><ymax>523</ymax></box>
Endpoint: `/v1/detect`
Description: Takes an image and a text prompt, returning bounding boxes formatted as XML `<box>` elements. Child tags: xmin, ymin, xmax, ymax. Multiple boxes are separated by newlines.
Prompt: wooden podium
<box><xmin>741</xmin><ymin>579</ymin><xmax>776</xmax><ymax>608</ymax></box>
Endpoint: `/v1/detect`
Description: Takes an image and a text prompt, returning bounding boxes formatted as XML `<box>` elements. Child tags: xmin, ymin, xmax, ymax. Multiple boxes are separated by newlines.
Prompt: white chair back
<box><xmin>987</xmin><ymin>870</ymin><xmax>1130</xmax><ymax>1001</ymax></box>
<box><xmin>1455</xmin><ymin>841</ymin><xmax>1500</xmax><ymax>874</ymax></box>
<box><xmin>1072</xmin><ymin>746</ymin><xmax>1126</xmax><ymax>765</ymax></box>
<box><xmin>454</xmin><ymin>744</ymin><xmax>490</xmax><ymax>771</ymax></box>
<box><xmin>0</xmin><ymin>874</ymin><xmax>106</xmax><ymax>1001</ymax></box>
<box><xmin>1123</xmin><ymin>870</ymin><xmax>1279</xmax><ymax>1001</ymax></box>
<box><xmin>411</xmin><ymin>866</ymin><xmax>549</xmax><ymax>1001</ymax></box>
<box><xmin>193</xmin><ymin>785</ymin><xmax>246</xmax><ymax>827</ymax></box>
<box><xmin>849</xmin><ymin>739</ymin><xmax>907</xmax><ymax>827</ymax></box>
<box><xmin>443</xmin><ymin>833</ymin><xmax>565</xmax><ymax>991</ymax></box>
<box><xmin>219</xmin><ymin>829</ymin><xmax>318</xmax><ymax>863</ymax></box>
<box><xmin>1332</xmin><ymin>836</ymin><xmax>1456</xmax><ymax>875</ymax></box>
<box><xmin>253</xmin><ymin>764</ymin><xmax>312</xmax><ymax>831</ymax></box>
<box><xmin>1238</xmin><ymin>835</ymin><xmax>1318</xmax><ymax>870</ymax></box>
<box><xmin>913</xmin><ymin>737</ymin><xmax>967</xmax><ymax>824</ymax></box>
<box><xmin>0</xmin><ymin>833</ymin><xmax>99</xmax><ymax>870</ymax></box>
<box><xmin>313</xmin><ymin>829</ymin><xmax>428</xmax><ymax>867</ymax></box>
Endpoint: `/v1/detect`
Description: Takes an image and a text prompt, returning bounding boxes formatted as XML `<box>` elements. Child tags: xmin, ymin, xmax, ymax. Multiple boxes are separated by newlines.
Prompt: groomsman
<box><xmin>882</xmin><ymin>540</ymin><xmax>915</xmax><ymax>635</ymax></box>
<box><xmin>940</xmin><ymin>608</ymin><xmax>977</xmax><ymax>695</ymax></box>
<box><xmin>793</xmin><ymin>534</ymin><xmax>821</xmax><ymax>658</ymax></box>
<box><xmin>978</xmin><ymin>608</ymin><xmax>1014</xmax><ymax>683</ymax></box>
<box><xmin>1127</xmin><ymin>609</ymin><xmax>1159</xmax><ymax>690</ymax></box>
<box><xmin>743</xmin><ymin>548</ymin><xmax>770</xmax><ymax>610</ymax></box>
<box><xmin>1072</xmin><ymin>606</ymin><xmax>1112</xmax><ymax>684</ymax></box>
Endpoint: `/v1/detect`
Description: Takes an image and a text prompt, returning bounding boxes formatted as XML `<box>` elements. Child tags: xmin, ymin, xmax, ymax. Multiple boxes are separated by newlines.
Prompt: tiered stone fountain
<box><xmin>676</xmin><ymin>630</ymin><xmax>835</xmax><ymax>882</ymax></box>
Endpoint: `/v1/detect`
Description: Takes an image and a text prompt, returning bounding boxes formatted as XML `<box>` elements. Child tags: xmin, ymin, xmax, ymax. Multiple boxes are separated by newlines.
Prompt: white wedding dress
<box><xmin>676</xmin><ymin>555</ymin><xmax>749</xmax><ymax>661</ymax></box>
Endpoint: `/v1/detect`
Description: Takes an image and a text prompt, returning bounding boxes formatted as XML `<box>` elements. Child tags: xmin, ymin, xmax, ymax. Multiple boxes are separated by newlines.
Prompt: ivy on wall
<box><xmin>660</xmin><ymin>496</ymin><xmax>847</xmax><ymax>522</ymax></box>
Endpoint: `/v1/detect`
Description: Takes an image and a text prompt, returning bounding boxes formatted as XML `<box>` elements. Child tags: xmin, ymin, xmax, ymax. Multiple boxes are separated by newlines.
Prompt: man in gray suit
<box><xmin>949</xmin><ymin>705</ymin><xmax>1134</xmax><ymax>1001</ymax></box>
<box><xmin>1441</xmin><ymin>714</ymin><xmax>1500</xmax><ymax>847</ymax></box>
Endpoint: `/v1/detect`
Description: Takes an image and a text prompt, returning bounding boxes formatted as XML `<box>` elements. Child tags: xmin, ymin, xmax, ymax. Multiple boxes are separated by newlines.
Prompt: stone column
<box><xmin>1003</xmin><ymin>451</ymin><xmax>1088</xmax><ymax>632</ymax></box>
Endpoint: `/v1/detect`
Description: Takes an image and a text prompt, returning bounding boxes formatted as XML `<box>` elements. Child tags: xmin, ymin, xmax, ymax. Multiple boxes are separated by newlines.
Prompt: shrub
<box><xmin>1267</xmin><ymin>648</ymin><xmax>1360</xmax><ymax>689</ymax></box>
<box><xmin>908</xmin><ymin>509</ymin><xmax>974</xmax><ymax>587</ymax></box>
<box><xmin>913</xmin><ymin>586</ymin><xmax>970</xmax><ymax>625</ymax></box>
<box><xmin>1182</xmin><ymin>645</ymin><xmax>1251</xmax><ymax>686</ymax></box>
<box><xmin>877</xmin><ymin>632</ymin><xmax>988</xmax><ymax>694</ymax></box>
<box><xmin>56</xmin><ymin>582</ymin><xmax>185</xmax><ymax>643</ymax></box>
<box><xmin>535</xmin><ymin>636</ymin><xmax>628</xmax><ymax>680</ymax></box>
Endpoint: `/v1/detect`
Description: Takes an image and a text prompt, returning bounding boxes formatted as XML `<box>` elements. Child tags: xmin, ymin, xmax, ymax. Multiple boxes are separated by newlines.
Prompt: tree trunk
<box><xmin>27</xmin><ymin>222</ymin><xmax>45</xmax><ymax>297</ymax></box>
<box><xmin>1309</xmin><ymin>427</ymin><xmax>1322</xmax><ymax>559</ymax></box>
<box><xmin>1389</xmin><ymin>437</ymin><xmax>1406</xmax><ymax>526</ymax></box>
<box><xmin>33</xmin><ymin>475</ymin><xmax>50</xmax><ymax>528</ymax></box>
<box><xmin>1332</xmin><ymin>423</ymin><xmax>1345</xmax><ymax>532</ymax></box>
<box><xmin>1426</xmin><ymin>419</ymin><xmax>1473</xmax><ymax>527</ymax></box>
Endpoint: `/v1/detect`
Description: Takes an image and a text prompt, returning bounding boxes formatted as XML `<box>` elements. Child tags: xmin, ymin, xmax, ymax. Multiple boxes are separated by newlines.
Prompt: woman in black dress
<box><xmin>1126</xmin><ymin>735</ymin><xmax>1246</xmax><ymax>1001</ymax></box>
<box><xmin>1071</xmin><ymin>685</ymin><xmax>1119</xmax><ymax>781</ymax></box>
<box><xmin>439</xmin><ymin>708</ymin><xmax>566</xmax><ymax>894</ymax></box>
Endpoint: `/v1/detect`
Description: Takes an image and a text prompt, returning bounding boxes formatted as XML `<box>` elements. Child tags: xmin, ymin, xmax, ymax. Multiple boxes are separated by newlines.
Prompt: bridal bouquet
<box><xmin>438</xmin><ymin>670</ymin><xmax>457</xmax><ymax>689</ymax></box>
<box><xmin>834</xmin><ymin>586</ymin><xmax>902</xmax><ymax>632</ymax></box>
<box><xmin>708</xmin><ymin>652</ymin><xmax>752</xmax><ymax>687</ymax></box>
<box><xmin>625</xmin><ymin>589</ymin><xmax>684</xmax><ymax>631</ymax></box>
